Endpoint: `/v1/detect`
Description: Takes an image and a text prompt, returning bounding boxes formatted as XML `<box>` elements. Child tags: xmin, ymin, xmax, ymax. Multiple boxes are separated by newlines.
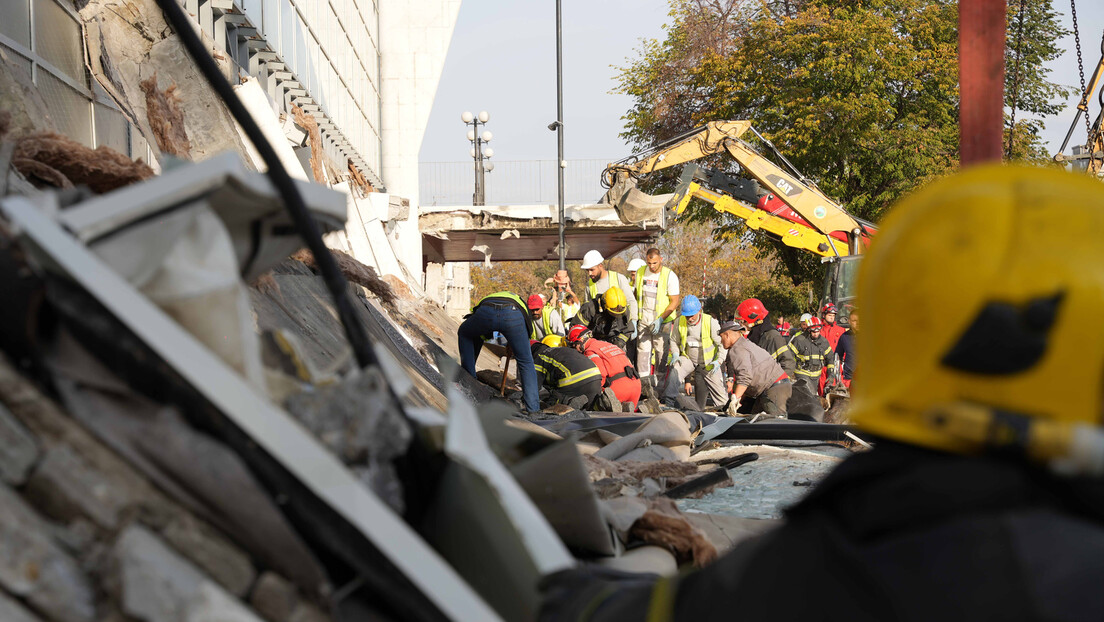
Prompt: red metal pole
<box><xmin>959</xmin><ymin>0</ymin><xmax>1006</xmax><ymax>166</ymax></box>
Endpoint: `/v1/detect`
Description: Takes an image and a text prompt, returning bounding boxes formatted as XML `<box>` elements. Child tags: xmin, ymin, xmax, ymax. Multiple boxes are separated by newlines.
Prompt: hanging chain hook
<box><xmin>1071</xmin><ymin>0</ymin><xmax>1093</xmax><ymax>146</ymax></box>
<box><xmin>1006</xmin><ymin>0</ymin><xmax>1029</xmax><ymax>158</ymax></box>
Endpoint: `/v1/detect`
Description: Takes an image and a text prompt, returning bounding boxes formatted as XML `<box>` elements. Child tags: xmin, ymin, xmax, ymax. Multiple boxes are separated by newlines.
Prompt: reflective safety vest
<box><xmin>677</xmin><ymin>314</ymin><xmax>717</xmax><ymax>362</ymax></box>
<box><xmin>534</xmin><ymin>350</ymin><xmax>601</xmax><ymax>388</ymax></box>
<box><xmin>541</xmin><ymin>306</ymin><xmax>556</xmax><ymax>335</ymax></box>
<box><xmin>587</xmin><ymin>272</ymin><xmax>627</xmax><ymax>301</ymax></box>
<box><xmin>635</xmin><ymin>266</ymin><xmax>674</xmax><ymax>321</ymax></box>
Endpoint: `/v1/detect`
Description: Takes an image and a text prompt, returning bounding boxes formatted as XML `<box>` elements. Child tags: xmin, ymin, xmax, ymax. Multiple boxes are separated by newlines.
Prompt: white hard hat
<box><xmin>799</xmin><ymin>313</ymin><xmax>813</xmax><ymax>324</ymax></box>
<box><xmin>581</xmin><ymin>250</ymin><xmax>605</xmax><ymax>270</ymax></box>
<box><xmin>627</xmin><ymin>258</ymin><xmax>646</xmax><ymax>273</ymax></box>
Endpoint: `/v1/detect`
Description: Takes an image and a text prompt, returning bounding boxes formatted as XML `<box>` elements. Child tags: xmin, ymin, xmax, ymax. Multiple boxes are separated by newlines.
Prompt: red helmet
<box><xmin>736</xmin><ymin>298</ymin><xmax>768</xmax><ymax>324</ymax></box>
<box><xmin>527</xmin><ymin>294</ymin><xmax>544</xmax><ymax>310</ymax></box>
<box><xmin>806</xmin><ymin>316</ymin><xmax>824</xmax><ymax>328</ymax></box>
<box><xmin>567</xmin><ymin>324</ymin><xmax>592</xmax><ymax>344</ymax></box>
<box><xmin>820</xmin><ymin>303</ymin><xmax>837</xmax><ymax>316</ymax></box>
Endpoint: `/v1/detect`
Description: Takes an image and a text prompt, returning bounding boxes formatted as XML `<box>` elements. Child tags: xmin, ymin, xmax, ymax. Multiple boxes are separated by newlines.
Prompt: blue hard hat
<box><xmin>681</xmin><ymin>295</ymin><xmax>702</xmax><ymax>316</ymax></box>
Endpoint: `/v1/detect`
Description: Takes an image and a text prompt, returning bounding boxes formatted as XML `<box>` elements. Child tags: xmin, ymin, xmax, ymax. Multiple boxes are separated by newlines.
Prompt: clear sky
<box><xmin>421</xmin><ymin>1</ymin><xmax>1104</xmax><ymax>166</ymax></box>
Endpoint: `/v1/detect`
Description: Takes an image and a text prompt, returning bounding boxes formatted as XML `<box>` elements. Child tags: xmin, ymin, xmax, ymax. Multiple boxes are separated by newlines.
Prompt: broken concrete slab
<box><xmin>114</xmin><ymin>525</ymin><xmax>265</xmax><ymax>622</ymax></box>
<box><xmin>682</xmin><ymin>512</ymin><xmax>779</xmax><ymax>554</ymax></box>
<box><xmin>0</xmin><ymin>590</ymin><xmax>45</xmax><ymax>622</ymax></box>
<box><xmin>0</xmin><ymin>401</ymin><xmax>38</xmax><ymax>485</ymax></box>
<box><xmin>249</xmin><ymin>572</ymin><xmax>299</xmax><ymax>622</ymax></box>
<box><xmin>22</xmin><ymin>445</ymin><xmax>130</xmax><ymax>530</ymax></box>
<box><xmin>0</xmin><ymin>483</ymin><xmax>95</xmax><ymax>622</ymax></box>
<box><xmin>161</xmin><ymin>514</ymin><xmax>256</xmax><ymax>599</ymax></box>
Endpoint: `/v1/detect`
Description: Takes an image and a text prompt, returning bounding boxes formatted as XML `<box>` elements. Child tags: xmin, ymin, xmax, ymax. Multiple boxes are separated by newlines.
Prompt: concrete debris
<box><xmin>471</xmin><ymin>244</ymin><xmax>492</xmax><ymax>267</ymax></box>
<box><xmin>161</xmin><ymin>514</ymin><xmax>256</xmax><ymax>598</ymax></box>
<box><xmin>500</xmin><ymin>229</ymin><xmax>520</xmax><ymax>239</ymax></box>
<box><xmin>291</xmin><ymin>247</ymin><xmax>396</xmax><ymax>306</ymax></box>
<box><xmin>22</xmin><ymin>445</ymin><xmax>130</xmax><ymax>531</ymax></box>
<box><xmin>583</xmin><ymin>411</ymin><xmax>694</xmax><ymax>462</ymax></box>
<box><xmin>284</xmin><ymin>367</ymin><xmax>413</xmax><ymax>514</ymax></box>
<box><xmin>0</xmin><ymin>589</ymin><xmax>44</xmax><ymax>622</ymax></box>
<box><xmin>291</xmin><ymin>105</ymin><xmax>325</xmax><ymax>183</ymax></box>
<box><xmin>681</xmin><ymin>513</ymin><xmax>778</xmax><ymax>554</ymax></box>
<box><xmin>139</xmin><ymin>74</ymin><xmax>192</xmax><ymax>159</ymax></box>
<box><xmin>79</xmin><ymin>0</ymin><xmax>252</xmax><ymax>165</ymax></box>
<box><xmin>583</xmin><ymin>455</ymin><xmax>719</xmax><ymax>499</ymax></box>
<box><xmin>0</xmin><ymin>483</ymin><xmax>95</xmax><ymax>622</ymax></box>
<box><xmin>0</xmin><ymin>401</ymin><xmax>38</xmax><ymax>485</ymax></box>
<box><xmin>0</xmin><ymin>53</ymin><xmax>56</xmax><ymax>137</ymax></box>
<box><xmin>250</xmin><ymin>572</ymin><xmax>300</xmax><ymax>622</ymax></box>
<box><xmin>114</xmin><ymin>525</ymin><xmax>265</xmax><ymax>622</ymax></box>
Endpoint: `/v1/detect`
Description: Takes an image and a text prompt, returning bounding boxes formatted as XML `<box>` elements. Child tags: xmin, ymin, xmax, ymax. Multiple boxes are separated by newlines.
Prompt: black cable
<box><xmin>153</xmin><ymin>0</ymin><xmax>375</xmax><ymax>370</ymax></box>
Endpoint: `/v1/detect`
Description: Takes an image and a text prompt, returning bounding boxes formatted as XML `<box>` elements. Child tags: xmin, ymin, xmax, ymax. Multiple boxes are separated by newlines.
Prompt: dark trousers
<box><xmin>753</xmin><ymin>379</ymin><xmax>792</xmax><ymax>416</ymax></box>
<box><xmin>457</xmin><ymin>304</ymin><xmax>540</xmax><ymax>412</ymax></box>
<box><xmin>551</xmin><ymin>377</ymin><xmax>603</xmax><ymax>410</ymax></box>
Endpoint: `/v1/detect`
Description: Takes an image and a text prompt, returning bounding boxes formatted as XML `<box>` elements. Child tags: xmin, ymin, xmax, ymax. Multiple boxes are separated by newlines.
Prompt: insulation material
<box><xmin>12</xmin><ymin>132</ymin><xmax>155</xmax><ymax>194</ymax></box>
<box><xmin>602</xmin><ymin>496</ymin><xmax>718</xmax><ymax>567</ymax></box>
<box><xmin>78</xmin><ymin>0</ymin><xmax>253</xmax><ymax>165</ymax></box>
<box><xmin>291</xmin><ymin>105</ymin><xmax>325</xmax><ymax>183</ymax></box>
<box><xmin>234</xmin><ymin>78</ymin><xmax>308</xmax><ymax>181</ymax></box>
<box><xmin>140</xmin><ymin>74</ymin><xmax>192</xmax><ymax>159</ymax></box>
<box><xmin>290</xmin><ymin>247</ymin><xmax>396</xmax><ymax>306</ymax></box>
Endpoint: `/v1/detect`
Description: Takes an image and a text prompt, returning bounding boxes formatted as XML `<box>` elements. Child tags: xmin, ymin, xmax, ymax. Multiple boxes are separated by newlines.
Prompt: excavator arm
<box><xmin>604</xmin><ymin>120</ymin><xmax>871</xmax><ymax>253</ymax></box>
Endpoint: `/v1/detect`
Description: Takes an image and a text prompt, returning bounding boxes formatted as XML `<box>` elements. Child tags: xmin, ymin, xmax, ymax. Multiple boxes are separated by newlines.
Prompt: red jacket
<box><xmin>583</xmin><ymin>339</ymin><xmax>634</xmax><ymax>383</ymax></box>
<box><xmin>822</xmin><ymin>324</ymin><xmax>846</xmax><ymax>351</ymax></box>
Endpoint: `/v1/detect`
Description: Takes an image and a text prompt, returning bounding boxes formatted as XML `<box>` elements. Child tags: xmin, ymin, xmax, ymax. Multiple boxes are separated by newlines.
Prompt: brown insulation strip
<box><xmin>140</xmin><ymin>74</ymin><xmax>192</xmax><ymax>159</ymax></box>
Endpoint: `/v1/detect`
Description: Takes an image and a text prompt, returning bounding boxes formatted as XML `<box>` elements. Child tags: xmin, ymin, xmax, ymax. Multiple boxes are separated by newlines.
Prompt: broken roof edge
<box><xmin>418</xmin><ymin>203</ymin><xmax>665</xmax><ymax>231</ymax></box>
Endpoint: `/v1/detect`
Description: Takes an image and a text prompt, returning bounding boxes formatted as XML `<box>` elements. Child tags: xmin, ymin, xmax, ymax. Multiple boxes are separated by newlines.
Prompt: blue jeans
<box><xmin>458</xmin><ymin>303</ymin><xmax>540</xmax><ymax>412</ymax></box>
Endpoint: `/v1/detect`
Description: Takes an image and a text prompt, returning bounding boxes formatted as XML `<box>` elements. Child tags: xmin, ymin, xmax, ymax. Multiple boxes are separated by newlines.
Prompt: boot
<box><xmin>640</xmin><ymin>376</ymin><xmax>657</xmax><ymax>401</ymax></box>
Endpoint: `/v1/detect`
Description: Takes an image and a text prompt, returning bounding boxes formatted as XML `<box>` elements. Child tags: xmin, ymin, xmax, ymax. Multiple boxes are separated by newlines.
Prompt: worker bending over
<box><xmin>633</xmin><ymin>248</ymin><xmax>680</xmax><ymax>401</ymax></box>
<box><xmin>528</xmin><ymin>294</ymin><xmax>565</xmax><ymax>340</ymax></box>
<box><xmin>541</xmin><ymin>165</ymin><xmax>1104</xmax><ymax>621</ymax></box>
<box><xmin>719</xmin><ymin>320</ymin><xmax>790</xmax><ymax>417</ymax></box>
<box><xmin>530</xmin><ymin>337</ymin><xmax>602</xmax><ymax>410</ymax></box>
<box><xmin>580</xmin><ymin>250</ymin><xmax>638</xmax><ymax>323</ymax></box>
<box><xmin>667</xmin><ymin>295</ymin><xmax>726</xmax><ymax>409</ymax></box>
<box><xmin>567</xmin><ymin>325</ymin><xmax>641</xmax><ymax>412</ymax></box>
<box><xmin>737</xmin><ymin>298</ymin><xmax>796</xmax><ymax>379</ymax></box>
<box><xmin>457</xmin><ymin>291</ymin><xmax>540</xmax><ymax>413</ymax></box>
<box><xmin>569</xmin><ymin>286</ymin><xmax>633</xmax><ymax>352</ymax></box>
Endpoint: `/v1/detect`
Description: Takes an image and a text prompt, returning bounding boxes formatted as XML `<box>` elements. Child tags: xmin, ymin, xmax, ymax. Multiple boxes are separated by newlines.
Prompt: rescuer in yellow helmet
<box><xmin>568</xmin><ymin>286</ymin><xmax>634</xmax><ymax>352</ymax></box>
<box><xmin>540</xmin><ymin>165</ymin><xmax>1104</xmax><ymax>620</ymax></box>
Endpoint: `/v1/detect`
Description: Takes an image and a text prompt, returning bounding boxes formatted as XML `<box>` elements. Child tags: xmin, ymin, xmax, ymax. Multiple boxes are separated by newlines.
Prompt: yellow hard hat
<box><xmin>541</xmin><ymin>335</ymin><xmax>566</xmax><ymax>347</ymax></box>
<box><xmin>603</xmin><ymin>286</ymin><xmax>628</xmax><ymax>315</ymax></box>
<box><xmin>850</xmin><ymin>164</ymin><xmax>1104</xmax><ymax>469</ymax></box>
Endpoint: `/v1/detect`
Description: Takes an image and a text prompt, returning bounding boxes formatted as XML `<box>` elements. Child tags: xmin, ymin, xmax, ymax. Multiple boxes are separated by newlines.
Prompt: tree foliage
<box><xmin>615</xmin><ymin>0</ymin><xmax>1073</xmax><ymax>286</ymax></box>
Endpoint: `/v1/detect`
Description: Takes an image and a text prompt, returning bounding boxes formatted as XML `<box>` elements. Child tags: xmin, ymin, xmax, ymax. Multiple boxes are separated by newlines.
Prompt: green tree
<box><xmin>617</xmin><ymin>0</ymin><xmax>1072</xmax><ymax>286</ymax></box>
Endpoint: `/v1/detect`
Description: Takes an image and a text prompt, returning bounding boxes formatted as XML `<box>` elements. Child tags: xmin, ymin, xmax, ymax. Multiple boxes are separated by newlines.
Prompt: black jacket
<box><xmin>543</xmin><ymin>442</ymin><xmax>1104</xmax><ymax>621</ymax></box>
<box><xmin>836</xmin><ymin>329</ymin><xmax>856</xmax><ymax>379</ymax></box>
<box><xmin>747</xmin><ymin>322</ymin><xmax>796</xmax><ymax>377</ymax></box>
<box><xmin>569</xmin><ymin>300</ymin><xmax>633</xmax><ymax>351</ymax></box>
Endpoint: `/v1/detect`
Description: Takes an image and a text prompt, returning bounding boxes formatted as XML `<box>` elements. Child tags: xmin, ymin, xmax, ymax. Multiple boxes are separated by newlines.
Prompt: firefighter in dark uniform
<box><xmin>786</xmin><ymin>316</ymin><xmax>835</xmax><ymax>421</ymax></box>
<box><xmin>539</xmin><ymin>165</ymin><xmax>1104</xmax><ymax>622</ymax></box>
<box><xmin>568</xmin><ymin>286</ymin><xmax>634</xmax><ymax>352</ymax></box>
<box><xmin>530</xmin><ymin>336</ymin><xmax>603</xmax><ymax>410</ymax></box>
<box><xmin>737</xmin><ymin>298</ymin><xmax>796</xmax><ymax>379</ymax></box>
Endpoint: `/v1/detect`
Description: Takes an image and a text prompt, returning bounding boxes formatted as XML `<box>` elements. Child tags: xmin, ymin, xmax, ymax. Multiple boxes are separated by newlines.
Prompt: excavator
<box><xmin>1052</xmin><ymin>23</ymin><xmax>1104</xmax><ymax>175</ymax></box>
<box><xmin>601</xmin><ymin>120</ymin><xmax>876</xmax><ymax>314</ymax></box>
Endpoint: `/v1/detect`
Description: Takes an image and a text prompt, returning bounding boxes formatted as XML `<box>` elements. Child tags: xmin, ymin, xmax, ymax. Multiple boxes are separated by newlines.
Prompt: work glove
<box><xmin>726</xmin><ymin>396</ymin><xmax>741</xmax><ymax>417</ymax></box>
<box><xmin>705</xmin><ymin>360</ymin><xmax>719</xmax><ymax>374</ymax></box>
<box><xmin>651</xmin><ymin>318</ymin><xmax>663</xmax><ymax>335</ymax></box>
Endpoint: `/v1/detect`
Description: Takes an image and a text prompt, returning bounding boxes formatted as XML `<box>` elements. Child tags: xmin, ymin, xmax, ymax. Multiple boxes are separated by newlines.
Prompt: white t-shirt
<box><xmin>641</xmin><ymin>269</ymin><xmax>680</xmax><ymax>311</ymax></box>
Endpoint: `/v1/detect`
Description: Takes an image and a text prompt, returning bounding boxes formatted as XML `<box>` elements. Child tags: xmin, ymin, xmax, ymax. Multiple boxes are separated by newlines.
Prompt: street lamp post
<box><xmin>462</xmin><ymin>110</ymin><xmax>494</xmax><ymax>206</ymax></box>
<box><xmin>554</xmin><ymin>0</ymin><xmax>565</xmax><ymax>269</ymax></box>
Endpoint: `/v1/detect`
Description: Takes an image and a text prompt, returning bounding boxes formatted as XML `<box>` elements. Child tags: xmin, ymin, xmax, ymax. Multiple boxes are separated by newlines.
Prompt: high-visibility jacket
<box><xmin>532</xmin><ymin>343</ymin><xmax>602</xmax><ymax>389</ymax></box>
<box><xmin>473</xmin><ymin>291</ymin><xmax>533</xmax><ymax>337</ymax></box>
<box><xmin>676</xmin><ymin>313</ymin><xmax>718</xmax><ymax>363</ymax></box>
<box><xmin>634</xmin><ymin>266</ymin><xmax>675</xmax><ymax>320</ymax></box>
<box><xmin>789</xmin><ymin>332</ymin><xmax>835</xmax><ymax>381</ymax></box>
<box><xmin>748</xmin><ymin>321</ymin><xmax>796</xmax><ymax>378</ymax></box>
<box><xmin>532</xmin><ymin>305</ymin><xmax>564</xmax><ymax>340</ymax></box>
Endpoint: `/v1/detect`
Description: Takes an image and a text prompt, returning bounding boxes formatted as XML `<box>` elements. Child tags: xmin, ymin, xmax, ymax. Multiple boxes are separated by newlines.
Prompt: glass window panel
<box><xmin>37</xmin><ymin>71</ymin><xmax>91</xmax><ymax>146</ymax></box>
<box><xmin>0</xmin><ymin>44</ymin><xmax>33</xmax><ymax>73</ymax></box>
<box><xmin>34</xmin><ymin>0</ymin><xmax>86</xmax><ymax>84</ymax></box>
<box><xmin>129</xmin><ymin>124</ymin><xmax>150</xmax><ymax>164</ymax></box>
<box><xmin>94</xmin><ymin>104</ymin><xmax>129</xmax><ymax>155</ymax></box>
<box><xmin>0</xmin><ymin>0</ymin><xmax>31</xmax><ymax>48</ymax></box>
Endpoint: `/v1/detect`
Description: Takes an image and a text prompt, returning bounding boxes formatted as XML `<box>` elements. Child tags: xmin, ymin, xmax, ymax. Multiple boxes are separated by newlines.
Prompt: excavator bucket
<box><xmin>600</xmin><ymin>176</ymin><xmax>675</xmax><ymax>225</ymax></box>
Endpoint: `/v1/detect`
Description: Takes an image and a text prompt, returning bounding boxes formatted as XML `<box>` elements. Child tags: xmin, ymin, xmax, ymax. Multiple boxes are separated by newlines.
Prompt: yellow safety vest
<box><xmin>587</xmin><ymin>272</ymin><xmax>626</xmax><ymax>301</ymax></box>
<box><xmin>635</xmin><ymin>266</ymin><xmax>674</xmax><ymax>321</ymax></box>
<box><xmin>541</xmin><ymin>306</ymin><xmax>556</xmax><ymax>336</ymax></box>
<box><xmin>677</xmin><ymin>314</ymin><xmax>717</xmax><ymax>362</ymax></box>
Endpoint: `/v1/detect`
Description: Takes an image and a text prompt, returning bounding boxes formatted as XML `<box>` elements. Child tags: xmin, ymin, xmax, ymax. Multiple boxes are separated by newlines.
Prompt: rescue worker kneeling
<box><xmin>530</xmin><ymin>336</ymin><xmax>602</xmax><ymax>410</ymax></box>
<box><xmin>567</xmin><ymin>324</ymin><xmax>641</xmax><ymax>412</ymax></box>
<box><xmin>539</xmin><ymin>165</ymin><xmax>1104</xmax><ymax>621</ymax></box>
<box><xmin>718</xmin><ymin>320</ymin><xmax>790</xmax><ymax>417</ymax></box>
<box><xmin>666</xmin><ymin>295</ymin><xmax>726</xmax><ymax>409</ymax></box>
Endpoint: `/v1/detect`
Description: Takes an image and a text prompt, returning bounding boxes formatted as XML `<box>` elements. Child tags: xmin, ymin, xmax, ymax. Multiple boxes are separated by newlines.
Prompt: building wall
<box><xmin>0</xmin><ymin>0</ymin><xmax>150</xmax><ymax>161</ymax></box>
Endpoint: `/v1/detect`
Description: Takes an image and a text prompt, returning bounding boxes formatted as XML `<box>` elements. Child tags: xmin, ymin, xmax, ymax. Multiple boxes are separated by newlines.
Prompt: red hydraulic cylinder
<box><xmin>959</xmin><ymin>0</ymin><xmax>1006</xmax><ymax>166</ymax></box>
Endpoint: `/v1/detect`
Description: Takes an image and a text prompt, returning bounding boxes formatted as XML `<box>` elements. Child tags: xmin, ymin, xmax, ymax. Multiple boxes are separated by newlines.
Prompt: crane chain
<box><xmin>1007</xmin><ymin>0</ymin><xmax>1028</xmax><ymax>157</ymax></box>
<box><xmin>1071</xmin><ymin>0</ymin><xmax>1092</xmax><ymax>145</ymax></box>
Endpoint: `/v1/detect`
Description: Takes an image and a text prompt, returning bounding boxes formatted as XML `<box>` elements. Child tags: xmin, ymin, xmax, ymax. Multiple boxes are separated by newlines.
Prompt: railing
<box><xmin>419</xmin><ymin>159</ymin><xmax>615</xmax><ymax>206</ymax></box>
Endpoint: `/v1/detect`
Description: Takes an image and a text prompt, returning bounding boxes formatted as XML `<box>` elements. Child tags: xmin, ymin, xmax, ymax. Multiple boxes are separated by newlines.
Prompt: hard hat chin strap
<box><xmin>926</xmin><ymin>402</ymin><xmax>1104</xmax><ymax>476</ymax></box>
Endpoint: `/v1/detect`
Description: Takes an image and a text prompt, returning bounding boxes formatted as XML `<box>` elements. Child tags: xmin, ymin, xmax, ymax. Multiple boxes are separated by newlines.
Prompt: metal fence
<box><xmin>419</xmin><ymin>159</ymin><xmax>614</xmax><ymax>206</ymax></box>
